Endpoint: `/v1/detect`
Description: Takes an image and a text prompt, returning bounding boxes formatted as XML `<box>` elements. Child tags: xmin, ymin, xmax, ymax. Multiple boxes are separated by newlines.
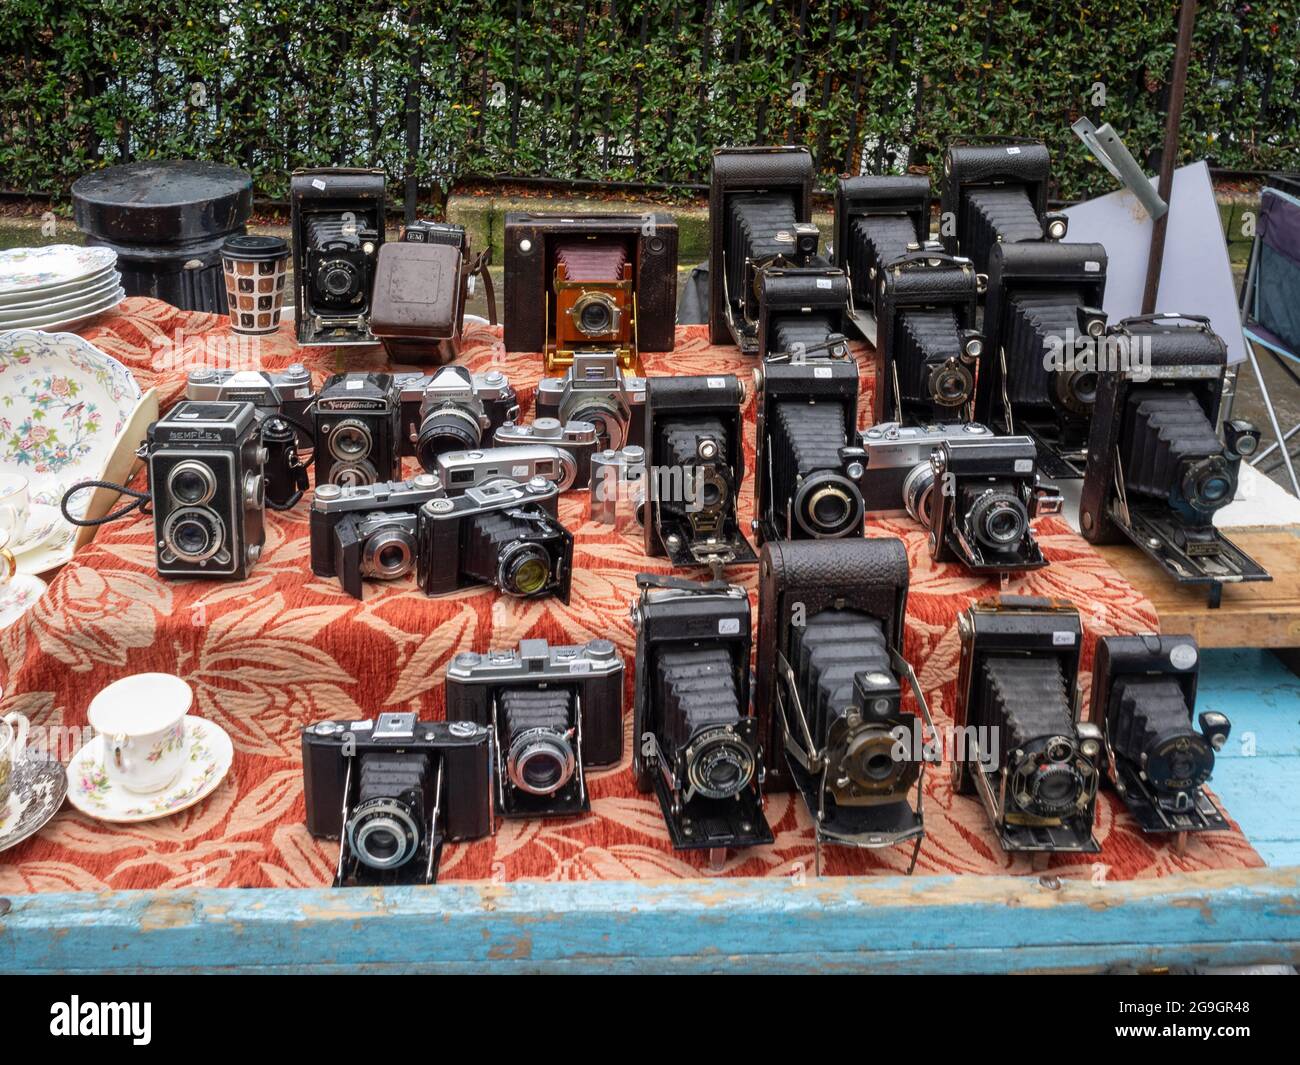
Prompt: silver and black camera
<box><xmin>435</xmin><ymin>444</ymin><xmax>572</xmax><ymax>496</ymax></box>
<box><xmin>146</xmin><ymin>401</ymin><xmax>266</xmax><ymax>580</ymax></box>
<box><xmin>313</xmin><ymin>372</ymin><xmax>403</xmax><ymax>487</ymax></box>
<box><xmin>445</xmin><ymin>639</ymin><xmax>625</xmax><ymax>819</ymax></box>
<box><xmin>492</xmin><ymin>417</ymin><xmax>599</xmax><ymax>492</ymax></box>
<box><xmin>860</xmin><ymin>421</ymin><xmax>996</xmax><ymax>525</ymax></box>
<box><xmin>534</xmin><ymin>350</ymin><xmax>647</xmax><ymax>452</ymax></box>
<box><xmin>308</xmin><ymin>473</ymin><xmax>445</xmax><ymax>598</ymax></box>
<box><xmin>394</xmin><ymin>366</ymin><xmax>520</xmax><ymax>471</ymax></box>
<box><xmin>415</xmin><ymin>477</ymin><xmax>572</xmax><ymax>601</ymax></box>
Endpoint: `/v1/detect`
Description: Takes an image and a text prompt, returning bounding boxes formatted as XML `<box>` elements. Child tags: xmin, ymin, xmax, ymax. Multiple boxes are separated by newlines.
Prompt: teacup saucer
<box><xmin>0</xmin><ymin>573</ymin><xmax>46</xmax><ymax>630</ymax></box>
<box><xmin>8</xmin><ymin>503</ymin><xmax>62</xmax><ymax>556</ymax></box>
<box><xmin>65</xmin><ymin>716</ymin><xmax>234</xmax><ymax>823</ymax></box>
<box><xmin>0</xmin><ymin>758</ymin><xmax>67</xmax><ymax>853</ymax></box>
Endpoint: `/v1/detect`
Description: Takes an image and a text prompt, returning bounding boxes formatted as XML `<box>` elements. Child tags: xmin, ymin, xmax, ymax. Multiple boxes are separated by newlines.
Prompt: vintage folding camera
<box><xmin>436</xmin><ymin>443</ymin><xmax>571</xmax><ymax>496</ymax></box>
<box><xmin>952</xmin><ymin>596</ymin><xmax>1102</xmax><ymax>855</ymax></box>
<box><xmin>308</xmin><ymin>473</ymin><xmax>444</xmax><ymax>598</ymax></box>
<box><xmin>492</xmin><ymin>418</ymin><xmax>599</xmax><ymax>492</ymax></box>
<box><xmin>533</xmin><ymin>350</ymin><xmax>647</xmax><ymax>452</ymax></box>
<box><xmin>754</xmin><ymin>538</ymin><xmax>936</xmax><ymax>870</ymax></box>
<box><xmin>302</xmin><ymin>711</ymin><xmax>492</xmax><ymax>886</ymax></box>
<box><xmin>709</xmin><ymin>145</ymin><xmax>821</xmax><ymax>351</ymax></box>
<box><xmin>976</xmin><ymin>241</ymin><xmax>1109</xmax><ymax>477</ymax></box>
<box><xmin>833</xmin><ymin>173</ymin><xmax>932</xmax><ymax>325</ymax></box>
<box><xmin>643</xmin><ymin>374</ymin><xmax>756</xmax><ymax>571</ymax></box>
<box><xmin>1089</xmin><ymin>634</ymin><xmax>1231</xmax><ymax>836</ymax></box>
<box><xmin>370</xmin><ymin>219</ymin><xmax>492</xmax><ymax>365</ymax></box>
<box><xmin>873</xmin><ymin>249</ymin><xmax>982</xmax><ymax>424</ymax></box>
<box><xmin>146</xmin><ymin>401</ymin><xmax>266</xmax><ymax>580</ymax></box>
<box><xmin>753</xmin><ymin>351</ymin><xmax>868</xmax><ymax>544</ymax></box>
<box><xmin>860</xmin><ymin>421</ymin><xmax>996</xmax><ymax>525</ymax></box>
<box><xmin>755</xmin><ymin>264</ymin><xmax>852</xmax><ymax>362</ymax></box>
<box><xmin>393</xmin><ymin>366</ymin><xmax>520</xmax><ymax>472</ymax></box>
<box><xmin>445</xmin><ymin>638</ymin><xmax>625</xmax><ymax>819</ymax></box>
<box><xmin>503</xmin><ymin>212</ymin><xmax>678</xmax><ymax>372</ymax></box>
<box><xmin>312</xmin><ymin>372</ymin><xmax>403</xmax><ymax>487</ymax></box>
<box><xmin>1080</xmin><ymin>313</ymin><xmax>1270</xmax><ymax>607</ymax></box>
<box><xmin>415</xmin><ymin>477</ymin><xmax>571</xmax><ymax>600</ymax></box>
<box><xmin>939</xmin><ymin>139</ymin><xmax>1069</xmax><ymax>275</ymax></box>
<box><xmin>631</xmin><ymin>574</ymin><xmax>773</xmax><ymax>857</ymax></box>
<box><xmin>290</xmin><ymin>167</ymin><xmax>386</xmax><ymax>345</ymax></box>
<box><xmin>927</xmin><ymin>432</ymin><xmax>1061</xmax><ymax>574</ymax></box>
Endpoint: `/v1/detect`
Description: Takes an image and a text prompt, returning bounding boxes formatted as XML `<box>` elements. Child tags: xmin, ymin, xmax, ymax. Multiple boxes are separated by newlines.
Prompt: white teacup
<box><xmin>0</xmin><ymin>472</ymin><xmax>29</xmax><ymax>548</ymax></box>
<box><xmin>0</xmin><ymin>710</ymin><xmax>30</xmax><ymax>808</ymax></box>
<box><xmin>88</xmin><ymin>673</ymin><xmax>193</xmax><ymax>794</ymax></box>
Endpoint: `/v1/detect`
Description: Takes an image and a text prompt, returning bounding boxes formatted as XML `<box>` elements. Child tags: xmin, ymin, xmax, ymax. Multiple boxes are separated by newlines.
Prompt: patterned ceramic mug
<box><xmin>0</xmin><ymin>710</ymin><xmax>31</xmax><ymax>809</ymax></box>
<box><xmin>87</xmin><ymin>674</ymin><xmax>193</xmax><ymax>794</ymax></box>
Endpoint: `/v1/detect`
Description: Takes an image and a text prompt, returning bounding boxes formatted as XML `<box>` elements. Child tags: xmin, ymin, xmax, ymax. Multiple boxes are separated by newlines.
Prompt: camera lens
<box><xmin>968</xmin><ymin>490</ymin><xmax>1028</xmax><ymax>550</ymax></box>
<box><xmin>162</xmin><ymin>506</ymin><xmax>224</xmax><ymax>562</ymax></box>
<box><xmin>565</xmin><ymin>396</ymin><xmax>624</xmax><ymax>451</ymax></box>
<box><xmin>329</xmin><ymin>459</ymin><xmax>380</xmax><ymax>488</ymax></box>
<box><xmin>316</xmin><ymin>259</ymin><xmax>360</xmax><ymax>304</ymax></box>
<box><xmin>792</xmin><ymin>471</ymin><xmax>864</xmax><ymax>538</ymax></box>
<box><xmin>928</xmin><ymin>362</ymin><xmax>973</xmax><ymax>407</ymax></box>
<box><xmin>1025</xmin><ymin>761</ymin><xmax>1082</xmax><ymax>815</ymax></box>
<box><xmin>416</xmin><ymin>406</ymin><xmax>482</xmax><ymax>468</ymax></box>
<box><xmin>1182</xmin><ymin>456</ymin><xmax>1235</xmax><ymax>512</ymax></box>
<box><xmin>328</xmin><ymin>419</ymin><xmax>373</xmax><ymax>462</ymax></box>
<box><xmin>498</xmin><ymin>544</ymin><xmax>554</xmax><ymax>597</ymax></box>
<box><xmin>347</xmin><ymin>797</ymin><xmax>421</xmax><ymax>870</ymax></box>
<box><xmin>686</xmin><ymin>730</ymin><xmax>755</xmax><ymax>800</ymax></box>
<box><xmin>507</xmin><ymin>731</ymin><xmax>575</xmax><ymax>796</ymax></box>
<box><xmin>362</xmin><ymin>528</ymin><xmax>416</xmax><ymax>581</ymax></box>
<box><xmin>574</xmin><ymin>295</ymin><xmax>615</xmax><ymax>336</ymax></box>
<box><xmin>902</xmin><ymin>462</ymin><xmax>937</xmax><ymax>528</ymax></box>
<box><xmin>168</xmin><ymin>461</ymin><xmax>216</xmax><ymax>506</ymax></box>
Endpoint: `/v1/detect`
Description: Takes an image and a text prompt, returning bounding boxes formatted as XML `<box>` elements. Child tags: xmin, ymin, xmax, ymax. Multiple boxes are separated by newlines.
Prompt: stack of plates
<box><xmin>0</xmin><ymin>245</ymin><xmax>125</xmax><ymax>331</ymax></box>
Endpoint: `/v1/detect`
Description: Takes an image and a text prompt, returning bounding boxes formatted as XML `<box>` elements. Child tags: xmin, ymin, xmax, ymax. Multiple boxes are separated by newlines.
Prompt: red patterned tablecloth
<box><xmin>0</xmin><ymin>298</ymin><xmax>1262</xmax><ymax>891</ymax></box>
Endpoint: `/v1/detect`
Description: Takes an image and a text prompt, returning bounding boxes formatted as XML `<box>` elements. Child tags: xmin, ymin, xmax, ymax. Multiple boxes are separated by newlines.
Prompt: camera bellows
<box><xmin>657</xmin><ymin>646</ymin><xmax>743</xmax><ymax>751</ymax></box>
<box><xmin>980</xmin><ymin>655</ymin><xmax>1073</xmax><ymax>749</ymax></box>
<box><xmin>771</xmin><ymin>314</ymin><xmax>843</xmax><ymax>355</ymax></box>
<box><xmin>1122</xmin><ymin>391</ymin><xmax>1233</xmax><ymax>506</ymax></box>
<box><xmin>659</xmin><ymin>416</ymin><xmax>729</xmax><ymax>469</ymax></box>
<box><xmin>790</xmin><ymin>610</ymin><xmax>893</xmax><ymax>739</ymax></box>
<box><xmin>897</xmin><ymin>308</ymin><xmax>969</xmax><ymax>406</ymax></box>
<box><xmin>1109</xmin><ymin>676</ymin><xmax>1213</xmax><ymax>790</ymax></box>
<box><xmin>500</xmin><ymin>688</ymin><xmax>577</xmax><ymax>796</ymax></box>
<box><xmin>554</xmin><ymin>240</ymin><xmax>629</xmax><ymax>283</ymax></box>
<box><xmin>1006</xmin><ymin>293</ymin><xmax>1088</xmax><ymax>411</ymax></box>
<box><xmin>960</xmin><ymin>187</ymin><xmax>1044</xmax><ymax>269</ymax></box>
<box><xmin>350</xmin><ymin>750</ymin><xmax>432</xmax><ymax>871</ymax></box>
<box><xmin>847</xmin><ymin>214</ymin><xmax>920</xmax><ymax>297</ymax></box>
<box><xmin>726</xmin><ymin>192</ymin><xmax>800</xmax><ymax>300</ymax></box>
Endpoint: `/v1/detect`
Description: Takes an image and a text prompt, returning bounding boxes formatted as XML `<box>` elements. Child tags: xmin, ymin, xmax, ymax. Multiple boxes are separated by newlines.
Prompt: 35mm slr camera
<box><xmin>395</xmin><ymin>366</ymin><xmax>520</xmax><ymax>471</ymax></box>
<box><xmin>302</xmin><ymin>711</ymin><xmax>492</xmax><ymax>886</ymax></box>
<box><xmin>534</xmin><ymin>351</ymin><xmax>647</xmax><ymax>452</ymax></box>
<box><xmin>445</xmin><ymin>639</ymin><xmax>625</xmax><ymax>819</ymax></box>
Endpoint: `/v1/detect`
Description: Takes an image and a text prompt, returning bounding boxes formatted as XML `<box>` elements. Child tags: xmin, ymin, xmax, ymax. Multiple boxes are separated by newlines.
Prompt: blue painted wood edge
<box><xmin>2</xmin><ymin>867</ymin><xmax>1298</xmax><ymax>974</ymax></box>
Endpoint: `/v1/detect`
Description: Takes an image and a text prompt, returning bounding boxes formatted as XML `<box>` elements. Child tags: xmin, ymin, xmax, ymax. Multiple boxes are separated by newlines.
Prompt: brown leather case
<box><xmin>369</xmin><ymin>241</ymin><xmax>465</xmax><ymax>364</ymax></box>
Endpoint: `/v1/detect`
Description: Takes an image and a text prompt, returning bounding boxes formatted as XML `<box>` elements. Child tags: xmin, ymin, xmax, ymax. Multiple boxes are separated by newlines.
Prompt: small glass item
<box><xmin>221</xmin><ymin>235</ymin><xmax>289</xmax><ymax>335</ymax></box>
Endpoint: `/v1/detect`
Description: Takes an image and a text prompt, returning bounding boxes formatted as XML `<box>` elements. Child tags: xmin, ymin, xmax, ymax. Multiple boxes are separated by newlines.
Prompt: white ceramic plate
<box><xmin>0</xmin><ymin>271</ymin><xmax>121</xmax><ymax>322</ymax></box>
<box><xmin>1</xmin><ymin>286</ymin><xmax>126</xmax><ymax>333</ymax></box>
<box><xmin>0</xmin><ymin>573</ymin><xmax>46</xmax><ymax>630</ymax></box>
<box><xmin>0</xmin><ymin>245</ymin><xmax>117</xmax><ymax>297</ymax></box>
<box><xmin>65</xmin><ymin>717</ymin><xmax>234</xmax><ymax>824</ymax></box>
<box><xmin>0</xmin><ymin>264</ymin><xmax>119</xmax><ymax>310</ymax></box>
<box><xmin>14</xmin><ymin>523</ymin><xmax>75</xmax><ymax>577</ymax></box>
<box><xmin>0</xmin><ymin>330</ymin><xmax>143</xmax><ymax>519</ymax></box>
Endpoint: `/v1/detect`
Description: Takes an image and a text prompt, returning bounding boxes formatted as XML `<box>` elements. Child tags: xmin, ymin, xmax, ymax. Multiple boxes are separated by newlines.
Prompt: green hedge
<box><xmin>2</xmin><ymin>1</ymin><xmax>1297</xmax><ymax>202</ymax></box>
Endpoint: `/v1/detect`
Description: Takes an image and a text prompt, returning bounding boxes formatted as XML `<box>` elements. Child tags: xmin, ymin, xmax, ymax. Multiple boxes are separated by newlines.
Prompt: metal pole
<box><xmin>1141</xmin><ymin>0</ymin><xmax>1199</xmax><ymax>313</ymax></box>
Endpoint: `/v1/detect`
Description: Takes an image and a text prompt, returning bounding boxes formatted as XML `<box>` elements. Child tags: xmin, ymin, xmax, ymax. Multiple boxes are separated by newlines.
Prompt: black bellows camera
<box><xmin>1079</xmin><ymin>313</ymin><xmax>1270</xmax><ymax>606</ymax></box>
<box><xmin>833</xmin><ymin>174</ymin><xmax>933</xmax><ymax>323</ymax></box>
<box><xmin>754</xmin><ymin>538</ymin><xmax>935</xmax><ymax>870</ymax></box>
<box><xmin>445</xmin><ymin>639</ymin><xmax>625</xmax><ymax>818</ymax></box>
<box><xmin>302</xmin><ymin>711</ymin><xmax>492</xmax><ymax>886</ymax></box>
<box><xmin>755</xmin><ymin>266</ymin><xmax>852</xmax><ymax>362</ymax></box>
<box><xmin>291</xmin><ymin>167</ymin><xmax>386</xmax><ymax>345</ymax></box>
<box><xmin>939</xmin><ymin>139</ymin><xmax>1069</xmax><ymax>274</ymax></box>
<box><xmin>643</xmin><ymin>373</ymin><xmax>756</xmax><ymax>571</ymax></box>
<box><xmin>415</xmin><ymin>478</ymin><xmax>572</xmax><ymax>601</ymax></box>
<box><xmin>312</xmin><ymin>372</ymin><xmax>403</xmax><ymax>488</ymax></box>
<box><xmin>1089</xmin><ymin>634</ymin><xmax>1232</xmax><ymax>835</ymax></box>
<box><xmin>146</xmin><ymin>401</ymin><xmax>266</xmax><ymax>580</ymax></box>
<box><xmin>631</xmin><ymin>574</ymin><xmax>773</xmax><ymax>856</ymax></box>
<box><xmin>952</xmin><ymin>596</ymin><xmax>1102</xmax><ymax>855</ymax></box>
<box><xmin>977</xmin><ymin>241</ymin><xmax>1109</xmax><ymax>477</ymax></box>
<box><xmin>754</xmin><ymin>349</ymin><xmax>868</xmax><ymax>544</ymax></box>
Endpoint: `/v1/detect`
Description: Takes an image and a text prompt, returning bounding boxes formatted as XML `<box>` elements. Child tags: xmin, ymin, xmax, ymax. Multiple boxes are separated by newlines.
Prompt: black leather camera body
<box><xmin>147</xmin><ymin>401</ymin><xmax>266</xmax><ymax>580</ymax></box>
<box><xmin>952</xmin><ymin>596</ymin><xmax>1102</xmax><ymax>855</ymax></box>
<box><xmin>302</xmin><ymin>711</ymin><xmax>492</xmax><ymax>886</ymax></box>
<box><xmin>709</xmin><ymin>145</ymin><xmax>816</xmax><ymax>350</ymax></box>
<box><xmin>1089</xmin><ymin>634</ymin><xmax>1231</xmax><ymax>836</ymax></box>
<box><xmin>1079</xmin><ymin>313</ymin><xmax>1269</xmax><ymax>606</ymax></box>
<box><xmin>833</xmin><ymin>174</ymin><xmax>932</xmax><ymax>323</ymax></box>
<box><xmin>753</xmin><ymin>353</ymin><xmax>867</xmax><ymax>544</ymax></box>
<box><xmin>927</xmin><ymin>432</ymin><xmax>1062</xmax><ymax>574</ymax></box>
<box><xmin>445</xmin><ymin>638</ymin><xmax>625</xmax><ymax>819</ymax></box>
<box><xmin>290</xmin><ymin>167</ymin><xmax>386</xmax><ymax>345</ymax></box>
<box><xmin>643</xmin><ymin>373</ymin><xmax>756</xmax><ymax>571</ymax></box>
<box><xmin>755</xmin><ymin>265</ymin><xmax>852</xmax><ymax>362</ymax></box>
<box><xmin>631</xmin><ymin>574</ymin><xmax>772</xmax><ymax>855</ymax></box>
<box><xmin>754</xmin><ymin>537</ymin><xmax>935</xmax><ymax>868</ymax></box>
<box><xmin>313</xmin><ymin>372</ymin><xmax>403</xmax><ymax>487</ymax></box>
<box><xmin>939</xmin><ymin>139</ymin><xmax>1068</xmax><ymax>274</ymax></box>
<box><xmin>977</xmin><ymin>241</ymin><xmax>1109</xmax><ymax>477</ymax></box>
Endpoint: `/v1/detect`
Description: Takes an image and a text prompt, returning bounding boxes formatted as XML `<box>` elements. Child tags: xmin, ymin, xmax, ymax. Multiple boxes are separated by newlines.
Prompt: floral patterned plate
<box><xmin>0</xmin><ymin>270</ymin><xmax>121</xmax><ymax>321</ymax></box>
<box><xmin>0</xmin><ymin>758</ymin><xmax>67</xmax><ymax>853</ymax></box>
<box><xmin>65</xmin><ymin>716</ymin><xmax>234</xmax><ymax>824</ymax></box>
<box><xmin>4</xmin><ymin>286</ymin><xmax>126</xmax><ymax>333</ymax></box>
<box><xmin>7</xmin><ymin>503</ymin><xmax>61</xmax><ymax>556</ymax></box>
<box><xmin>0</xmin><ymin>573</ymin><xmax>46</xmax><ymax>630</ymax></box>
<box><xmin>0</xmin><ymin>245</ymin><xmax>117</xmax><ymax>297</ymax></box>
<box><xmin>14</xmin><ymin>522</ymin><xmax>74</xmax><ymax>577</ymax></box>
<box><xmin>0</xmin><ymin>329</ymin><xmax>143</xmax><ymax>519</ymax></box>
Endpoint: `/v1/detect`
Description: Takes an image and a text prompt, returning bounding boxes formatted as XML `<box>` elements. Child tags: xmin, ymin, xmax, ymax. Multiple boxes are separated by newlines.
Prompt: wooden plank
<box><xmin>1094</xmin><ymin>527</ymin><xmax>1300</xmax><ymax>648</ymax></box>
<box><xmin>2</xmin><ymin>867</ymin><xmax>1298</xmax><ymax>974</ymax></box>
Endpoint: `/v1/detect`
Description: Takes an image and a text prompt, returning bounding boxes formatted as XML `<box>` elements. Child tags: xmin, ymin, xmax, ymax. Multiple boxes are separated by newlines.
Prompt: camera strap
<box><xmin>464</xmin><ymin>248</ymin><xmax>497</xmax><ymax>325</ymax></box>
<box><xmin>59</xmin><ymin>479</ymin><xmax>152</xmax><ymax>527</ymax></box>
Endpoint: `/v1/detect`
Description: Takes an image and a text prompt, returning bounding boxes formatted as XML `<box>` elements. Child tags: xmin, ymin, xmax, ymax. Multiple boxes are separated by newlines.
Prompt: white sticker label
<box><xmin>311</xmin><ymin>178</ymin><xmax>327</xmax><ymax>191</ymax></box>
<box><xmin>350</xmin><ymin>720</ymin><xmax>373</xmax><ymax>730</ymax></box>
<box><xmin>1014</xmin><ymin>459</ymin><xmax>1034</xmax><ymax>473</ymax></box>
<box><xmin>816</xmin><ymin>278</ymin><xmax>832</xmax><ymax>289</ymax></box>
<box><xmin>511</xmin><ymin>464</ymin><xmax>530</xmax><ymax>478</ymax></box>
<box><xmin>1052</xmin><ymin>631</ymin><xmax>1076</xmax><ymax>646</ymax></box>
<box><xmin>719</xmin><ymin>618</ymin><xmax>741</xmax><ymax>635</ymax></box>
<box><xmin>707</xmin><ymin>377</ymin><xmax>727</xmax><ymax>389</ymax></box>
<box><xmin>814</xmin><ymin>366</ymin><xmax>833</xmax><ymax>378</ymax></box>
<box><xmin>1084</xmin><ymin>260</ymin><xmax>1101</xmax><ymax>272</ymax></box>
<box><xmin>345</xmin><ymin>379</ymin><xmax>364</xmax><ymax>390</ymax></box>
<box><xmin>1169</xmin><ymin>643</ymin><xmax>1198</xmax><ymax>670</ymax></box>
<box><xmin>1006</xmin><ymin>146</ymin><xmax>1021</xmax><ymax>155</ymax></box>
<box><xmin>569</xmin><ymin>661</ymin><xmax>591</xmax><ymax>673</ymax></box>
